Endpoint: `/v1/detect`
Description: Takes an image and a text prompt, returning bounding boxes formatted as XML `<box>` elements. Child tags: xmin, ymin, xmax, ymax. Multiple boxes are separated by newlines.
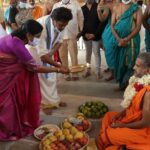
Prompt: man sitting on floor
<box><xmin>97</xmin><ymin>52</ymin><xmax>150</xmax><ymax>150</ymax></box>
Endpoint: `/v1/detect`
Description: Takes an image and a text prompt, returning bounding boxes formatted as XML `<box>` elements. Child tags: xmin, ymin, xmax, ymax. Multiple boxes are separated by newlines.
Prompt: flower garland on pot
<box><xmin>121</xmin><ymin>74</ymin><xmax>150</xmax><ymax>108</ymax></box>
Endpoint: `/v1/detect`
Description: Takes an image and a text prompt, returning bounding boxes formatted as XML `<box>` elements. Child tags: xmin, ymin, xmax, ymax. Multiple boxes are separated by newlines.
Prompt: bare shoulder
<box><xmin>144</xmin><ymin>91</ymin><xmax>150</xmax><ymax>98</ymax></box>
<box><xmin>133</xmin><ymin>6</ymin><xmax>142</xmax><ymax>19</ymax></box>
<box><xmin>112</xmin><ymin>3</ymin><xmax>121</xmax><ymax>14</ymax></box>
<box><xmin>113</xmin><ymin>3</ymin><xmax>121</xmax><ymax>10</ymax></box>
<box><xmin>137</xmin><ymin>6</ymin><xmax>142</xmax><ymax>14</ymax></box>
<box><xmin>143</xmin><ymin>91</ymin><xmax>150</xmax><ymax>106</ymax></box>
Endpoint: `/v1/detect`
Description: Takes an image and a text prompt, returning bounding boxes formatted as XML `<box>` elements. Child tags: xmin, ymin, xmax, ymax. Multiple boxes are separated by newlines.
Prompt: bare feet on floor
<box><xmin>104</xmin><ymin>68</ymin><xmax>110</xmax><ymax>73</ymax></box>
<box><xmin>96</xmin><ymin>73</ymin><xmax>103</xmax><ymax>79</ymax></box>
<box><xmin>65</xmin><ymin>76</ymin><xmax>71</xmax><ymax>81</ymax></box>
<box><xmin>83</xmin><ymin>72</ymin><xmax>91</xmax><ymax>78</ymax></box>
<box><xmin>105</xmin><ymin>74</ymin><xmax>114</xmax><ymax>81</ymax></box>
<box><xmin>65</xmin><ymin>76</ymin><xmax>79</xmax><ymax>81</ymax></box>
<box><xmin>42</xmin><ymin>108</ymin><xmax>52</xmax><ymax>115</ymax></box>
<box><xmin>71</xmin><ymin>77</ymin><xmax>79</xmax><ymax>81</ymax></box>
<box><xmin>59</xmin><ymin>102</ymin><xmax>67</xmax><ymax>107</ymax></box>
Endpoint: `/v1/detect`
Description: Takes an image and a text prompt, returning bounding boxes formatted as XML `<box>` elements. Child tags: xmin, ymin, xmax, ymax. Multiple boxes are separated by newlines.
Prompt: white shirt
<box><xmin>37</xmin><ymin>15</ymin><xmax>64</xmax><ymax>57</ymax></box>
<box><xmin>52</xmin><ymin>0</ymin><xmax>84</xmax><ymax>39</ymax></box>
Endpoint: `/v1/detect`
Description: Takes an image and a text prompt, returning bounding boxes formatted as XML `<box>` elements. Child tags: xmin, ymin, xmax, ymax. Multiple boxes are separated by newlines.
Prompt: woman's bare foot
<box><xmin>59</xmin><ymin>102</ymin><xmax>67</xmax><ymax>107</ymax></box>
<box><xmin>42</xmin><ymin>108</ymin><xmax>52</xmax><ymax>115</ymax></box>
<box><xmin>105</xmin><ymin>72</ymin><xmax>114</xmax><ymax>81</ymax></box>
<box><xmin>104</xmin><ymin>68</ymin><xmax>110</xmax><ymax>73</ymax></box>
<box><xmin>83</xmin><ymin>71</ymin><xmax>91</xmax><ymax>78</ymax></box>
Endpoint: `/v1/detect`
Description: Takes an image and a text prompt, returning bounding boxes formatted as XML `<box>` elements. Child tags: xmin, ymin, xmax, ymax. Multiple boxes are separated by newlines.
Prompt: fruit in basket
<box><xmin>76</xmin><ymin>115</ymin><xmax>85</xmax><ymax>120</ymax></box>
<box><xmin>76</xmin><ymin>125</ymin><xmax>84</xmax><ymax>131</ymax></box>
<box><xmin>72</xmin><ymin>142</ymin><xmax>82</xmax><ymax>150</ymax></box>
<box><xmin>63</xmin><ymin>115</ymin><xmax>91</xmax><ymax>132</ymax></box>
<box><xmin>77</xmin><ymin>136</ymin><xmax>88</xmax><ymax>146</ymax></box>
<box><xmin>48</xmin><ymin>135</ymin><xmax>57</xmax><ymax>143</ymax></box>
<box><xmin>82</xmin><ymin>119</ymin><xmax>89</xmax><ymax>126</ymax></box>
<box><xmin>62</xmin><ymin>129</ymin><xmax>70</xmax><ymax>136</ymax></box>
<box><xmin>79</xmin><ymin>101</ymin><xmax>109</xmax><ymax>118</ymax></box>
<box><xmin>59</xmin><ymin>134</ymin><xmax>65</xmax><ymax>141</ymax></box>
<box><xmin>70</xmin><ymin>126</ymin><xmax>78</xmax><ymax>135</ymax></box>
<box><xmin>66</xmin><ymin>134</ymin><xmax>74</xmax><ymax>142</ymax></box>
<box><xmin>63</xmin><ymin>121</ymin><xmax>72</xmax><ymax>129</ymax></box>
<box><xmin>54</xmin><ymin>130</ymin><xmax>63</xmax><ymax>137</ymax></box>
<box><xmin>74</xmin><ymin>131</ymin><xmax>84</xmax><ymax>140</ymax></box>
<box><xmin>41</xmin><ymin>129</ymin><xmax>89</xmax><ymax>150</ymax></box>
<box><xmin>76</xmin><ymin>112</ymin><xmax>85</xmax><ymax>117</ymax></box>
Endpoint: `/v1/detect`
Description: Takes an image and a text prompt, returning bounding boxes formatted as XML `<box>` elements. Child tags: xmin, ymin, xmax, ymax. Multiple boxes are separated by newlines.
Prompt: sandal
<box><xmin>42</xmin><ymin>108</ymin><xmax>52</xmax><ymax>115</ymax></box>
<box><xmin>104</xmin><ymin>68</ymin><xmax>110</xmax><ymax>73</ymax></box>
<box><xmin>71</xmin><ymin>77</ymin><xmax>79</xmax><ymax>81</ymax></box>
<box><xmin>82</xmin><ymin>72</ymin><xmax>91</xmax><ymax>78</ymax></box>
<box><xmin>105</xmin><ymin>75</ymin><xmax>114</xmax><ymax>81</ymax></box>
<box><xmin>59</xmin><ymin>102</ymin><xmax>67</xmax><ymax>107</ymax></box>
<box><xmin>65</xmin><ymin>76</ymin><xmax>71</xmax><ymax>81</ymax></box>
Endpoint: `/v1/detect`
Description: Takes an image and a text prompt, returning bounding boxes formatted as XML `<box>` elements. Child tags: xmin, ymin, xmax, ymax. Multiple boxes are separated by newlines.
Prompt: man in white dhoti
<box><xmin>27</xmin><ymin>7</ymin><xmax>73</xmax><ymax>113</ymax></box>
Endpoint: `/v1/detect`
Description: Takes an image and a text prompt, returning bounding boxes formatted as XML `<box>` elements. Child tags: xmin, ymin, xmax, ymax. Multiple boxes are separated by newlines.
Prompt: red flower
<box><xmin>134</xmin><ymin>83</ymin><xmax>143</xmax><ymax>92</ymax></box>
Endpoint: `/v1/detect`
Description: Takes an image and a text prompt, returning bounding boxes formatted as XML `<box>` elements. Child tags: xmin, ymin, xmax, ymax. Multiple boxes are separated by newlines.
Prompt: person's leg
<box><xmin>59</xmin><ymin>40</ymin><xmax>71</xmax><ymax>81</ymax></box>
<box><xmin>83</xmin><ymin>40</ymin><xmax>92</xmax><ymax>78</ymax></box>
<box><xmin>92</xmin><ymin>40</ymin><xmax>102</xmax><ymax>79</ymax></box>
<box><xmin>97</xmin><ymin>112</ymin><xmax>118</xmax><ymax>149</ymax></box>
<box><xmin>107</xmin><ymin>126</ymin><xmax>150</xmax><ymax>147</ymax></box>
<box><xmin>127</xmin><ymin>144</ymin><xmax>150</xmax><ymax>150</ymax></box>
<box><xmin>68</xmin><ymin>39</ymin><xmax>79</xmax><ymax>80</ymax></box>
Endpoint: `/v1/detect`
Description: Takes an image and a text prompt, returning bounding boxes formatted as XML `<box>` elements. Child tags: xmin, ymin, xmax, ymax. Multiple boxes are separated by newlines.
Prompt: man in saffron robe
<box><xmin>111</xmin><ymin>0</ymin><xmax>142</xmax><ymax>90</ymax></box>
<box><xmin>97</xmin><ymin>52</ymin><xmax>150</xmax><ymax>150</ymax></box>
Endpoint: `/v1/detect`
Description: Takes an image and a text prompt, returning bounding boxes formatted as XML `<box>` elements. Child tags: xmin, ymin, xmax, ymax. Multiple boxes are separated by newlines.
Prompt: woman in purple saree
<box><xmin>0</xmin><ymin>19</ymin><xmax>68</xmax><ymax>141</ymax></box>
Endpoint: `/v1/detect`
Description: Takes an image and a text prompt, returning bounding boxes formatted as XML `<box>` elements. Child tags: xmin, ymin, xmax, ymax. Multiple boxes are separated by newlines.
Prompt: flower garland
<box><xmin>120</xmin><ymin>74</ymin><xmax>150</xmax><ymax>108</ymax></box>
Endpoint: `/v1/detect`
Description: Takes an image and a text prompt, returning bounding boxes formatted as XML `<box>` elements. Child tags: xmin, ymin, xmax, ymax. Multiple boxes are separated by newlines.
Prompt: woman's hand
<box><xmin>58</xmin><ymin>67</ymin><xmax>70</xmax><ymax>74</ymax></box>
<box><xmin>118</xmin><ymin>39</ymin><xmax>128</xmax><ymax>47</ymax></box>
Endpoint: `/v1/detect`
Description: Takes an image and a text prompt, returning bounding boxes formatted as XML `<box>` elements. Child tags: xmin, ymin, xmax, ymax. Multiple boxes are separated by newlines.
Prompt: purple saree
<box><xmin>0</xmin><ymin>35</ymin><xmax>41</xmax><ymax>141</ymax></box>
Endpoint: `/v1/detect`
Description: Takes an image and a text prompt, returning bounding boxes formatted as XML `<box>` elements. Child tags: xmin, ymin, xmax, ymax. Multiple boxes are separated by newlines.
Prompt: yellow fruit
<box><xmin>43</xmin><ymin>145</ymin><xmax>51</xmax><ymax>150</ymax></box>
<box><xmin>63</xmin><ymin>121</ymin><xmax>72</xmax><ymax>129</ymax></box>
<box><xmin>62</xmin><ymin>129</ymin><xmax>70</xmax><ymax>135</ymax></box>
<box><xmin>48</xmin><ymin>135</ymin><xmax>57</xmax><ymax>143</ymax></box>
<box><xmin>43</xmin><ymin>139</ymin><xmax>51</xmax><ymax>145</ymax></box>
<box><xmin>70</xmin><ymin>126</ymin><xmax>78</xmax><ymax>135</ymax></box>
<box><xmin>77</xmin><ymin>116</ymin><xmax>85</xmax><ymax>120</ymax></box>
<box><xmin>77</xmin><ymin>112</ymin><xmax>85</xmax><ymax>117</ymax></box>
<box><xmin>58</xmin><ymin>134</ymin><xmax>65</xmax><ymax>141</ymax></box>
<box><xmin>54</xmin><ymin>130</ymin><xmax>63</xmax><ymax>137</ymax></box>
<box><xmin>74</xmin><ymin>132</ymin><xmax>84</xmax><ymax>140</ymax></box>
<box><xmin>66</xmin><ymin>134</ymin><xmax>73</xmax><ymax>142</ymax></box>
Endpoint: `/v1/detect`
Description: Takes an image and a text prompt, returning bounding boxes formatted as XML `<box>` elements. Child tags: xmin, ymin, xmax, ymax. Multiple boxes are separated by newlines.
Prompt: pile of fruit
<box><xmin>40</xmin><ymin>128</ymin><xmax>88</xmax><ymax>150</ymax></box>
<box><xmin>62</xmin><ymin>113</ymin><xmax>92</xmax><ymax>132</ymax></box>
<box><xmin>79</xmin><ymin>101</ymin><xmax>108</xmax><ymax>118</ymax></box>
<box><xmin>39</xmin><ymin>113</ymin><xmax>91</xmax><ymax>150</ymax></box>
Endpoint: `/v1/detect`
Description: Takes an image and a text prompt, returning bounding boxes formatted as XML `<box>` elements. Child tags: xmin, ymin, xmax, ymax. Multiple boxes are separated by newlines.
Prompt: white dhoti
<box><xmin>26</xmin><ymin>45</ymin><xmax>60</xmax><ymax>108</ymax></box>
<box><xmin>39</xmin><ymin>72</ymin><xmax>60</xmax><ymax>107</ymax></box>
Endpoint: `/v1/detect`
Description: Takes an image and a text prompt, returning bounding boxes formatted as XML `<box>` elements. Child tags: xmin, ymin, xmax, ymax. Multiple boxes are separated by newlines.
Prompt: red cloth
<box><xmin>54</xmin><ymin>50</ymin><xmax>61</xmax><ymax>63</ymax></box>
<box><xmin>0</xmin><ymin>53</ymin><xmax>41</xmax><ymax>141</ymax></box>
